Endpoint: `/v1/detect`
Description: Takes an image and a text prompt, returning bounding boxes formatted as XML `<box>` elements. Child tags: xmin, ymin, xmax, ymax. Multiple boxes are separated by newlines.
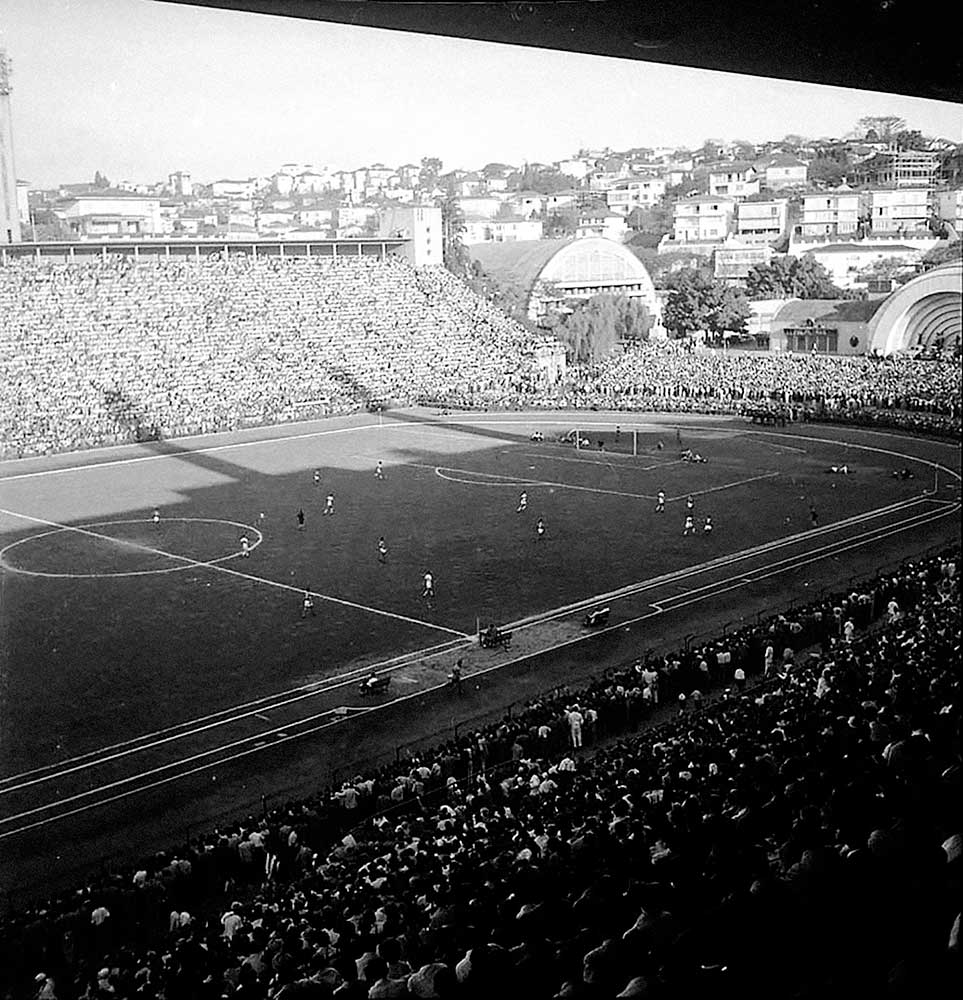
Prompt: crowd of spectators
<box><xmin>3</xmin><ymin>255</ymin><xmax>961</xmax><ymax>459</ymax></box>
<box><xmin>4</xmin><ymin>548</ymin><xmax>958</xmax><ymax>1000</ymax></box>
<box><xmin>0</xmin><ymin>255</ymin><xmax>538</xmax><ymax>458</ymax></box>
<box><xmin>430</xmin><ymin>341</ymin><xmax>963</xmax><ymax>438</ymax></box>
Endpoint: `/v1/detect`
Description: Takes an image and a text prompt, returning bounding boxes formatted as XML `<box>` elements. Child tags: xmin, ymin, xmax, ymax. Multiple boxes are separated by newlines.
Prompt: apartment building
<box><xmin>605</xmin><ymin>177</ymin><xmax>667</xmax><ymax>216</ymax></box>
<box><xmin>736</xmin><ymin>199</ymin><xmax>788</xmax><ymax>243</ymax></box>
<box><xmin>672</xmin><ymin>197</ymin><xmax>736</xmax><ymax>242</ymax></box>
<box><xmin>935</xmin><ymin>189</ymin><xmax>963</xmax><ymax>234</ymax></box>
<box><xmin>866</xmin><ymin>188</ymin><xmax>930</xmax><ymax>234</ymax></box>
<box><xmin>799</xmin><ymin>190</ymin><xmax>860</xmax><ymax>237</ymax></box>
<box><xmin>708</xmin><ymin>163</ymin><xmax>760</xmax><ymax>199</ymax></box>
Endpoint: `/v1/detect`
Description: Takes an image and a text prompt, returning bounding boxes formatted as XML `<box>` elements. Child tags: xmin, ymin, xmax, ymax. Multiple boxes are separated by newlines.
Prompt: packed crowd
<box><xmin>4</xmin><ymin>548</ymin><xmax>959</xmax><ymax>999</ymax></box>
<box><xmin>0</xmin><ymin>255</ymin><xmax>538</xmax><ymax>458</ymax></box>
<box><xmin>430</xmin><ymin>342</ymin><xmax>963</xmax><ymax>437</ymax></box>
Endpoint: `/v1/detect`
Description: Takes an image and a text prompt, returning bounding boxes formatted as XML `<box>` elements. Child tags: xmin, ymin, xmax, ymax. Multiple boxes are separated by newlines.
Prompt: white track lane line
<box><xmin>1</xmin><ymin>500</ymin><xmax>955</xmax><ymax>841</ymax></box>
<box><xmin>0</xmin><ymin>507</ymin><xmax>469</xmax><ymax>638</ymax></box>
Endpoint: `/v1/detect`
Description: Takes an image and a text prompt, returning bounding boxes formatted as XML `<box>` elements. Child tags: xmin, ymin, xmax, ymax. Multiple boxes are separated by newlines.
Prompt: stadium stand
<box><xmin>429</xmin><ymin>342</ymin><xmax>963</xmax><ymax>437</ymax></box>
<box><xmin>2</xmin><ymin>253</ymin><xmax>961</xmax><ymax>459</ymax></box>
<box><xmin>0</xmin><ymin>255</ymin><xmax>540</xmax><ymax>458</ymax></box>
<box><xmin>2</xmin><ymin>548</ymin><xmax>958</xmax><ymax>999</ymax></box>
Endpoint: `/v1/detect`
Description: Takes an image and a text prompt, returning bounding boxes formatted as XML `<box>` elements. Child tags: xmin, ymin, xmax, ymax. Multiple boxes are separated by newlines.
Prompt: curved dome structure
<box><xmin>469</xmin><ymin>237</ymin><xmax>660</xmax><ymax>324</ymax></box>
<box><xmin>867</xmin><ymin>260</ymin><xmax>962</xmax><ymax>355</ymax></box>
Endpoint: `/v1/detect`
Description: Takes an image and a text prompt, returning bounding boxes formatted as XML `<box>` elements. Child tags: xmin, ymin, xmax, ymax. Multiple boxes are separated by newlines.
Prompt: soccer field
<box><xmin>1</xmin><ymin>407</ymin><xmax>958</xmax><ymax>784</ymax></box>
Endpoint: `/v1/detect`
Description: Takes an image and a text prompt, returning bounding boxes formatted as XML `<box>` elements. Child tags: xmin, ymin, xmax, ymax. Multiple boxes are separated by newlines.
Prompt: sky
<box><xmin>2</xmin><ymin>0</ymin><xmax>961</xmax><ymax>188</ymax></box>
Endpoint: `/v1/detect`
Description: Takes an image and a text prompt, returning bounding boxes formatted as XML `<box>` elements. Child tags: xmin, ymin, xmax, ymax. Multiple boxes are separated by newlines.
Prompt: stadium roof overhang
<box><xmin>0</xmin><ymin>237</ymin><xmax>411</xmax><ymax>264</ymax></box>
<box><xmin>164</xmin><ymin>1</ymin><xmax>961</xmax><ymax>103</ymax></box>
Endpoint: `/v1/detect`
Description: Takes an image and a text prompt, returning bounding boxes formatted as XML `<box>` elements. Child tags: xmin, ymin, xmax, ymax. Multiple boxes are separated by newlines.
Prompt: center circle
<box><xmin>0</xmin><ymin>517</ymin><xmax>264</xmax><ymax>579</ymax></box>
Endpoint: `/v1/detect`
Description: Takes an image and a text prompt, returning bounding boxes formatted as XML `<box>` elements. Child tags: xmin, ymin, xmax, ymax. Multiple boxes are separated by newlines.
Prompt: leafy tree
<box><xmin>895</xmin><ymin>129</ymin><xmax>928</xmax><ymax>151</ymax></box>
<box><xmin>855</xmin><ymin>116</ymin><xmax>906</xmax><ymax>142</ymax></box>
<box><xmin>745</xmin><ymin>255</ymin><xmax>842</xmax><ymax>300</ymax></box>
<box><xmin>553</xmin><ymin>294</ymin><xmax>655</xmax><ymax>363</ymax></box>
<box><xmin>625</xmin><ymin>197</ymin><xmax>674</xmax><ymax>237</ymax></box>
<box><xmin>440</xmin><ymin>195</ymin><xmax>470</xmax><ymax>278</ymax></box>
<box><xmin>494</xmin><ymin>201</ymin><xmax>518</xmax><ymax>221</ymax></box>
<box><xmin>807</xmin><ymin>156</ymin><xmax>849</xmax><ymax>187</ymax></box>
<box><xmin>513</xmin><ymin>165</ymin><xmax>578</xmax><ymax>195</ymax></box>
<box><xmin>921</xmin><ymin>241</ymin><xmax>963</xmax><ymax>271</ymax></box>
<box><xmin>93</xmin><ymin>170</ymin><xmax>110</xmax><ymax>189</ymax></box>
<box><xmin>419</xmin><ymin>157</ymin><xmax>442</xmax><ymax>189</ymax></box>
<box><xmin>662</xmin><ymin>270</ymin><xmax>749</xmax><ymax>341</ymax></box>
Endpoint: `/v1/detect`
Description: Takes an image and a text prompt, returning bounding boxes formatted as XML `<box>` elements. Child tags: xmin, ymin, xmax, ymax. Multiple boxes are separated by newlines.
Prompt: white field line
<box><xmin>0</xmin><ymin>493</ymin><xmax>924</xmax><ymax>794</ymax></box>
<box><xmin>0</xmin><ymin>494</ymin><xmax>940</xmax><ymax>799</ymax></box>
<box><xmin>0</xmin><ymin>635</ymin><xmax>468</xmax><ymax>795</ymax></box>
<box><xmin>0</xmin><ymin>499</ymin><xmax>955</xmax><ymax>842</ymax></box>
<box><xmin>518</xmin><ymin>452</ymin><xmax>684</xmax><ymax>471</ymax></box>
<box><xmin>501</xmin><ymin>494</ymin><xmax>935</xmax><ymax>632</ymax></box>
<box><xmin>666</xmin><ymin>471</ymin><xmax>780</xmax><ymax>502</ymax></box>
<box><xmin>0</xmin><ymin>507</ymin><xmax>468</xmax><ymax>638</ymax></box>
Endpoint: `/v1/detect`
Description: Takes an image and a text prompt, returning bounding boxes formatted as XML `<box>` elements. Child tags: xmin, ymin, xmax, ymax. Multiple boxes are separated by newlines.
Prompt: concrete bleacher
<box><xmin>0</xmin><ymin>254</ymin><xmax>538</xmax><ymax>458</ymax></box>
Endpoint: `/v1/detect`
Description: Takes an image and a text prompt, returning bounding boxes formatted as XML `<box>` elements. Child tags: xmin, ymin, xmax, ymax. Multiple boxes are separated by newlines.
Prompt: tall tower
<box><xmin>0</xmin><ymin>47</ymin><xmax>23</xmax><ymax>244</ymax></box>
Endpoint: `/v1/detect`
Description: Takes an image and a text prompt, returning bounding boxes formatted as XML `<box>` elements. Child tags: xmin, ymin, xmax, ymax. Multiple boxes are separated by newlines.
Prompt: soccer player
<box><xmin>422</xmin><ymin>572</ymin><xmax>435</xmax><ymax>608</ymax></box>
<box><xmin>323</xmin><ymin>493</ymin><xmax>335</xmax><ymax>516</ymax></box>
<box><xmin>375</xmin><ymin>460</ymin><xmax>385</xmax><ymax>480</ymax></box>
<box><xmin>655</xmin><ymin>491</ymin><xmax>665</xmax><ymax>513</ymax></box>
<box><xmin>809</xmin><ymin>503</ymin><xmax>819</xmax><ymax>528</ymax></box>
<box><xmin>313</xmin><ymin>469</ymin><xmax>321</xmax><ymax>487</ymax></box>
<box><xmin>686</xmin><ymin>495</ymin><xmax>694</xmax><ymax>511</ymax></box>
<box><xmin>378</xmin><ymin>537</ymin><xmax>388</xmax><ymax>564</ymax></box>
<box><xmin>683</xmin><ymin>514</ymin><xmax>695</xmax><ymax>536</ymax></box>
<box><xmin>536</xmin><ymin>517</ymin><xmax>546</xmax><ymax>540</ymax></box>
<box><xmin>300</xmin><ymin>590</ymin><xmax>316</xmax><ymax>619</ymax></box>
<box><xmin>517</xmin><ymin>491</ymin><xmax>528</xmax><ymax>513</ymax></box>
<box><xmin>240</xmin><ymin>535</ymin><xmax>250</xmax><ymax>557</ymax></box>
<box><xmin>296</xmin><ymin>507</ymin><xmax>305</xmax><ymax>531</ymax></box>
<box><xmin>703</xmin><ymin>515</ymin><xmax>712</xmax><ymax>535</ymax></box>
<box><xmin>152</xmin><ymin>508</ymin><xmax>160</xmax><ymax>527</ymax></box>
<box><xmin>258</xmin><ymin>512</ymin><xmax>265</xmax><ymax>524</ymax></box>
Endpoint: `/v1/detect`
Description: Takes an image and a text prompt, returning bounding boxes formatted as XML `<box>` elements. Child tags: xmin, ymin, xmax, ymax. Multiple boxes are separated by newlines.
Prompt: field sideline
<box><xmin>0</xmin><ymin>409</ymin><xmax>959</xmax><ymax>902</ymax></box>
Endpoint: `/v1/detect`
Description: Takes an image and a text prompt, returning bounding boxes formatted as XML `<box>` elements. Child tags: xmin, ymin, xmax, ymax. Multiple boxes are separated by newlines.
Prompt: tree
<box><xmin>855</xmin><ymin>116</ymin><xmax>906</xmax><ymax>142</ymax></box>
<box><xmin>895</xmin><ymin>129</ymin><xmax>928</xmax><ymax>151</ymax></box>
<box><xmin>419</xmin><ymin>157</ymin><xmax>442</xmax><ymax>189</ymax></box>
<box><xmin>921</xmin><ymin>241</ymin><xmax>963</xmax><ymax>271</ymax></box>
<box><xmin>661</xmin><ymin>270</ymin><xmax>749</xmax><ymax>341</ymax></box>
<box><xmin>807</xmin><ymin>156</ymin><xmax>849</xmax><ymax>188</ymax></box>
<box><xmin>745</xmin><ymin>255</ymin><xmax>843</xmax><ymax>300</ymax></box>
<box><xmin>556</xmin><ymin>294</ymin><xmax>650</xmax><ymax>363</ymax></box>
<box><xmin>93</xmin><ymin>170</ymin><xmax>110</xmax><ymax>189</ymax></box>
<box><xmin>440</xmin><ymin>195</ymin><xmax>470</xmax><ymax>278</ymax></box>
<box><xmin>626</xmin><ymin>197</ymin><xmax>674</xmax><ymax>237</ymax></box>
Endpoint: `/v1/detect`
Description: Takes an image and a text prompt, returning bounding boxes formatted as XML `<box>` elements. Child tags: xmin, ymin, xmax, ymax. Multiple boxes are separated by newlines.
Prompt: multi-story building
<box><xmin>855</xmin><ymin>148</ymin><xmax>941</xmax><ymax>189</ymax></box>
<box><xmin>935</xmin><ymin>189</ymin><xmax>963</xmax><ymax>235</ymax></box>
<box><xmin>866</xmin><ymin>188</ymin><xmax>930</xmax><ymax>234</ymax></box>
<box><xmin>462</xmin><ymin>216</ymin><xmax>543</xmax><ymax>244</ymax></box>
<box><xmin>605</xmin><ymin>178</ymin><xmax>667</xmax><ymax>216</ymax></box>
<box><xmin>672</xmin><ymin>196</ymin><xmax>736</xmax><ymax>242</ymax></box>
<box><xmin>378</xmin><ymin>204</ymin><xmax>442</xmax><ymax>266</ymax></box>
<box><xmin>799</xmin><ymin>190</ymin><xmax>860</xmax><ymax>237</ymax></box>
<box><xmin>54</xmin><ymin>191</ymin><xmax>163</xmax><ymax>237</ymax></box>
<box><xmin>760</xmin><ymin>153</ymin><xmax>808</xmax><ymax>191</ymax></box>
<box><xmin>510</xmin><ymin>192</ymin><xmax>544</xmax><ymax>218</ymax></box>
<box><xmin>714</xmin><ymin>242</ymin><xmax>774</xmax><ymax>283</ymax></box>
<box><xmin>576</xmin><ymin>207</ymin><xmax>627</xmax><ymax>241</ymax></box>
<box><xmin>168</xmin><ymin>171</ymin><xmax>192</xmax><ymax>198</ymax></box>
<box><xmin>707</xmin><ymin>163</ymin><xmax>760</xmax><ymax>199</ymax></box>
<box><xmin>736</xmin><ymin>199</ymin><xmax>788</xmax><ymax>243</ymax></box>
